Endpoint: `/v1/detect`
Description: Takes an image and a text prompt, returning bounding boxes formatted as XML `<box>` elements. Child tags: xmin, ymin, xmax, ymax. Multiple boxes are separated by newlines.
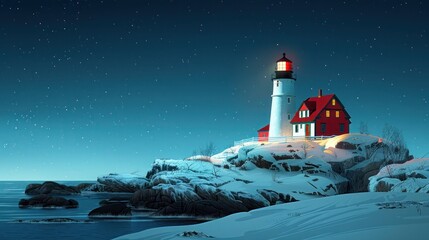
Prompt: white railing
<box><xmin>233</xmin><ymin>135</ymin><xmax>336</xmax><ymax>146</ymax></box>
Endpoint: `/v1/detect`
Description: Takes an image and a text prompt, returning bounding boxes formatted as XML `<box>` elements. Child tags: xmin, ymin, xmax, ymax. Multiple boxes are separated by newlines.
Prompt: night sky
<box><xmin>1</xmin><ymin>1</ymin><xmax>428</xmax><ymax>180</ymax></box>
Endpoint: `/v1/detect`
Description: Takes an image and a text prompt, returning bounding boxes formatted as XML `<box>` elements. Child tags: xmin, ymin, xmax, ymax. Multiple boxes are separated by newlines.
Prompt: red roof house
<box><xmin>290</xmin><ymin>90</ymin><xmax>351</xmax><ymax>137</ymax></box>
<box><xmin>258</xmin><ymin>90</ymin><xmax>351</xmax><ymax>139</ymax></box>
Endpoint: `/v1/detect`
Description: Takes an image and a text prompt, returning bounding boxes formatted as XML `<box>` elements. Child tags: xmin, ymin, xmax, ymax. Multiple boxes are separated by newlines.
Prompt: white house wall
<box><xmin>311</xmin><ymin>123</ymin><xmax>315</xmax><ymax>136</ymax></box>
<box><xmin>292</xmin><ymin>123</ymin><xmax>315</xmax><ymax>137</ymax></box>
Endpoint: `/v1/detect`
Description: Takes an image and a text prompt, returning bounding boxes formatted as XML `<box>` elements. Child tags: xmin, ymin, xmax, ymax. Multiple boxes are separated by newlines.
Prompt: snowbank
<box><xmin>116</xmin><ymin>192</ymin><xmax>429</xmax><ymax>240</ymax></box>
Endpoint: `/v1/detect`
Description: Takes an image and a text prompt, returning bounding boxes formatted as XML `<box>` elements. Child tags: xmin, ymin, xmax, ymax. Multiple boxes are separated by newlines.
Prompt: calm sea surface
<box><xmin>0</xmin><ymin>181</ymin><xmax>200</xmax><ymax>240</ymax></box>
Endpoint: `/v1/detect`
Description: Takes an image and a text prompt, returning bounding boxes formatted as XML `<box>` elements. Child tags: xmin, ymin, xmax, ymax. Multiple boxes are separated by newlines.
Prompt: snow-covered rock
<box><xmin>369</xmin><ymin>158</ymin><xmax>429</xmax><ymax>193</ymax></box>
<box><xmin>115</xmin><ymin>192</ymin><xmax>429</xmax><ymax>240</ymax></box>
<box><xmin>85</xmin><ymin>173</ymin><xmax>149</xmax><ymax>193</ymax></box>
<box><xmin>321</xmin><ymin>134</ymin><xmax>411</xmax><ymax>192</ymax></box>
<box><xmin>96</xmin><ymin>133</ymin><xmax>412</xmax><ymax>218</ymax></box>
<box><xmin>225</xmin><ymin>134</ymin><xmax>410</xmax><ymax>193</ymax></box>
<box><xmin>128</xmin><ymin>158</ymin><xmax>339</xmax><ymax>217</ymax></box>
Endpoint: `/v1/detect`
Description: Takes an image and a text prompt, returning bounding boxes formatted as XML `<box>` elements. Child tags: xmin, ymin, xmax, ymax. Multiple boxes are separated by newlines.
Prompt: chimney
<box><xmin>318</xmin><ymin>89</ymin><xmax>323</xmax><ymax>98</ymax></box>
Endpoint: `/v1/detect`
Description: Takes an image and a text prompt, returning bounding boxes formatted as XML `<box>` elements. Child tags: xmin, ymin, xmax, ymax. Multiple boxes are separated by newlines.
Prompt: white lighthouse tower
<box><xmin>268</xmin><ymin>53</ymin><xmax>296</xmax><ymax>139</ymax></box>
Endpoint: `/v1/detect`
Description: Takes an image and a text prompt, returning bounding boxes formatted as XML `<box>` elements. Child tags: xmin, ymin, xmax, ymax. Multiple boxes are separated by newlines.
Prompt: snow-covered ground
<box><xmin>86</xmin><ymin>133</ymin><xmax>429</xmax><ymax>239</ymax></box>
<box><xmin>116</xmin><ymin>192</ymin><xmax>429</xmax><ymax>240</ymax></box>
<box><xmin>212</xmin><ymin>133</ymin><xmax>388</xmax><ymax>168</ymax></box>
<box><xmin>94</xmin><ymin>133</ymin><xmax>415</xmax><ymax>219</ymax></box>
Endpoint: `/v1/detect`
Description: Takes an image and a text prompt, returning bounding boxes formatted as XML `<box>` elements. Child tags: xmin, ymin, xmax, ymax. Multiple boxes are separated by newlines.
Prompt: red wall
<box><xmin>258</xmin><ymin>131</ymin><xmax>268</xmax><ymax>141</ymax></box>
<box><xmin>315</xmin><ymin>98</ymin><xmax>350</xmax><ymax>136</ymax></box>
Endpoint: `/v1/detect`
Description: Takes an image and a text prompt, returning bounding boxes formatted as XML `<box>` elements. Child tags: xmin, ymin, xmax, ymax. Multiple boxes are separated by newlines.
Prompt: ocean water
<box><xmin>0</xmin><ymin>181</ymin><xmax>200</xmax><ymax>240</ymax></box>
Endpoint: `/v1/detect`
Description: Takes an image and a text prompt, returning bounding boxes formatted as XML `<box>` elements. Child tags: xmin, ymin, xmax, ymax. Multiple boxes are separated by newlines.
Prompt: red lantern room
<box><xmin>274</xmin><ymin>53</ymin><xmax>294</xmax><ymax>79</ymax></box>
<box><xmin>276</xmin><ymin>53</ymin><xmax>293</xmax><ymax>71</ymax></box>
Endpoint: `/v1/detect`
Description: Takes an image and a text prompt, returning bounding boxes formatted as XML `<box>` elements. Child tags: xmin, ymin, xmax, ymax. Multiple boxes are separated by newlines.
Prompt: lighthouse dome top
<box><xmin>276</xmin><ymin>53</ymin><xmax>292</xmax><ymax>63</ymax></box>
<box><xmin>276</xmin><ymin>53</ymin><xmax>293</xmax><ymax>72</ymax></box>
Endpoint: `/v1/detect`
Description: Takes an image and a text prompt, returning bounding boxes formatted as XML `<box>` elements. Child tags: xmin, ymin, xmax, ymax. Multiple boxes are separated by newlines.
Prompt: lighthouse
<box><xmin>268</xmin><ymin>53</ymin><xmax>296</xmax><ymax>139</ymax></box>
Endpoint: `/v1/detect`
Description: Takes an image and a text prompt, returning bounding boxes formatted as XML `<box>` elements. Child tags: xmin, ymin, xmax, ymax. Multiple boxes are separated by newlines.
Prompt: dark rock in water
<box><xmin>178</xmin><ymin>231</ymin><xmax>214</xmax><ymax>238</ymax></box>
<box><xmin>143</xmin><ymin>185</ymin><xmax>270</xmax><ymax>218</ymax></box>
<box><xmin>99</xmin><ymin>197</ymin><xmax>130</xmax><ymax>206</ymax></box>
<box><xmin>19</xmin><ymin>195</ymin><xmax>79</xmax><ymax>209</ymax></box>
<box><xmin>25</xmin><ymin>181</ymin><xmax>80</xmax><ymax>195</ymax></box>
<box><xmin>88</xmin><ymin>203</ymin><xmax>132</xmax><ymax>218</ymax></box>
<box><xmin>14</xmin><ymin>218</ymin><xmax>92</xmax><ymax>223</ymax></box>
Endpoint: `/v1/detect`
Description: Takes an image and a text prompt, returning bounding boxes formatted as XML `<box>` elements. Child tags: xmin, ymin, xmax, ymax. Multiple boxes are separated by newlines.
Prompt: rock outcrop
<box><xmin>88</xmin><ymin>133</ymin><xmax>415</xmax><ymax>219</ymax></box>
<box><xmin>25</xmin><ymin>182</ymin><xmax>80</xmax><ymax>195</ymax></box>
<box><xmin>88</xmin><ymin>203</ymin><xmax>132</xmax><ymax>218</ymax></box>
<box><xmin>84</xmin><ymin>173</ymin><xmax>149</xmax><ymax>193</ymax></box>
<box><xmin>369</xmin><ymin>158</ymin><xmax>429</xmax><ymax>193</ymax></box>
<box><xmin>19</xmin><ymin>195</ymin><xmax>78</xmax><ymax>209</ymax></box>
<box><xmin>128</xmin><ymin>158</ymin><xmax>335</xmax><ymax>218</ymax></box>
<box><xmin>323</xmin><ymin>135</ymin><xmax>411</xmax><ymax>192</ymax></box>
<box><xmin>15</xmin><ymin>218</ymin><xmax>92</xmax><ymax>223</ymax></box>
<box><xmin>131</xmin><ymin>187</ymin><xmax>272</xmax><ymax>218</ymax></box>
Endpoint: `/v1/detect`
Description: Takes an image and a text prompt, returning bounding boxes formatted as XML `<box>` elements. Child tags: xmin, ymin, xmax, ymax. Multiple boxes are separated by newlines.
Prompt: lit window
<box><xmin>326</xmin><ymin>110</ymin><xmax>330</xmax><ymax>117</ymax></box>
<box><xmin>336</xmin><ymin>111</ymin><xmax>340</xmax><ymax>118</ymax></box>
<box><xmin>332</xmin><ymin>99</ymin><xmax>336</xmax><ymax>106</ymax></box>
<box><xmin>277</xmin><ymin>61</ymin><xmax>286</xmax><ymax>71</ymax></box>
